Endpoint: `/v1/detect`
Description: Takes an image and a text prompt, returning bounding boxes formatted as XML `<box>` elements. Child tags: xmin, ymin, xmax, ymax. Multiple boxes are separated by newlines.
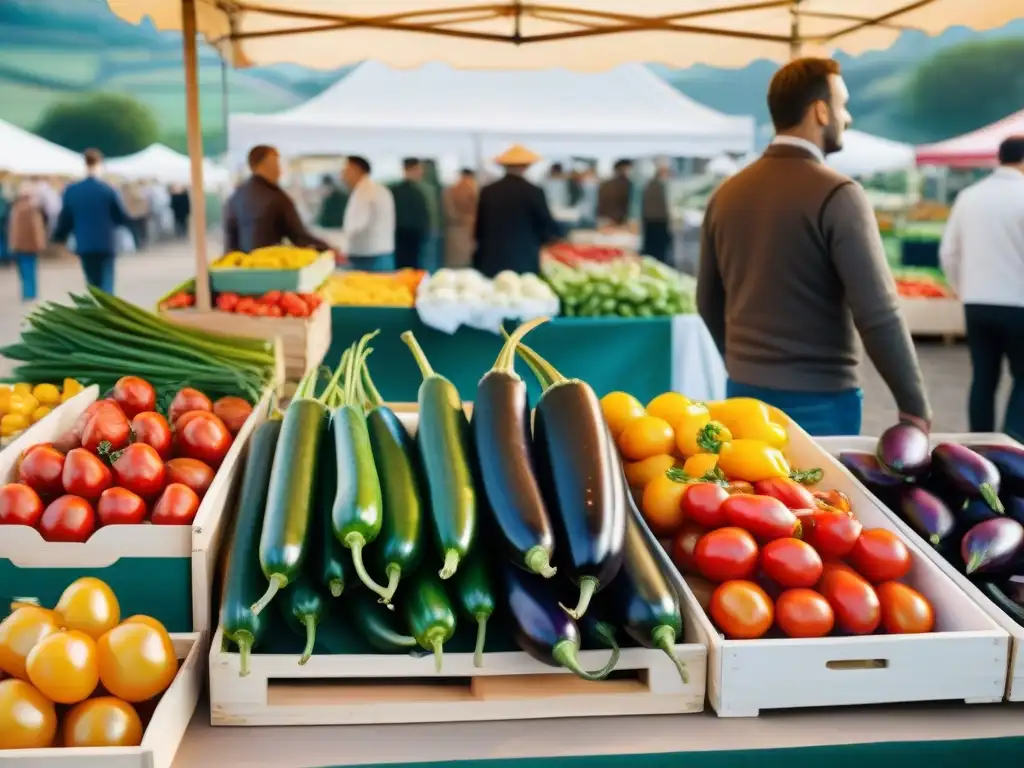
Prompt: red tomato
<box><xmin>111</xmin><ymin>444</ymin><xmax>166</xmax><ymax>499</ymax></box>
<box><xmin>848</xmin><ymin>529</ymin><xmax>912</xmax><ymax>584</ymax></box>
<box><xmin>150</xmin><ymin>483</ymin><xmax>200</xmax><ymax>525</ymax></box>
<box><xmin>54</xmin><ymin>400</ymin><xmax>115</xmax><ymax>453</ymax></box>
<box><xmin>168</xmin><ymin>388</ymin><xmax>212</xmax><ymax>425</ymax></box>
<box><xmin>18</xmin><ymin>446</ymin><xmax>65</xmax><ymax>498</ymax></box>
<box><xmin>775</xmin><ymin>589</ymin><xmax>835</xmax><ymax>638</ymax></box>
<box><xmin>876</xmin><ymin>581</ymin><xmax>935</xmax><ymax>634</ymax></box>
<box><xmin>212</xmin><ymin>397</ymin><xmax>253</xmax><ymax>435</ymax></box>
<box><xmin>82</xmin><ymin>407</ymin><xmax>130</xmax><ymax>454</ymax></box>
<box><xmin>173</xmin><ymin>410</ymin><xmax>224</xmax><ymax>433</ymax></box>
<box><xmin>721</xmin><ymin>494</ymin><xmax>801</xmax><ymax>541</ymax></box>
<box><xmin>680</xmin><ymin>483</ymin><xmax>730</xmax><ymax>529</ymax></box>
<box><xmin>38</xmin><ymin>496</ymin><xmax>96</xmax><ymax>543</ymax></box>
<box><xmin>670</xmin><ymin>523</ymin><xmax>706</xmax><ymax>575</ymax></box>
<box><xmin>177</xmin><ymin>415</ymin><xmax>231</xmax><ymax>467</ymax></box>
<box><xmin>96</xmin><ymin>488</ymin><xmax>147</xmax><ymax>526</ymax></box>
<box><xmin>760</xmin><ymin>538</ymin><xmax>823</xmax><ymax>588</ymax></box>
<box><xmin>813</xmin><ymin>489</ymin><xmax>852</xmax><ymax>514</ymax></box>
<box><xmin>818</xmin><ymin>567</ymin><xmax>880</xmax><ymax>635</ymax></box>
<box><xmin>61</xmin><ymin>449</ymin><xmax>113</xmax><ymax>501</ymax></box>
<box><xmin>803</xmin><ymin>510</ymin><xmax>863</xmax><ymax>559</ymax></box>
<box><xmin>753</xmin><ymin>477</ymin><xmax>817</xmax><ymax>510</ymax></box>
<box><xmin>112</xmin><ymin>377</ymin><xmax>156</xmax><ymax>419</ymax></box>
<box><xmin>164</xmin><ymin>458</ymin><xmax>215</xmax><ymax>499</ymax></box>
<box><xmin>130</xmin><ymin>412</ymin><xmax>172</xmax><ymax>460</ymax></box>
<box><xmin>693</xmin><ymin>527</ymin><xmax>758</xmax><ymax>582</ymax></box>
<box><xmin>0</xmin><ymin>483</ymin><xmax>44</xmax><ymax>526</ymax></box>
<box><xmin>709</xmin><ymin>580</ymin><xmax>774</xmax><ymax>639</ymax></box>
<box><xmin>725</xmin><ymin>480</ymin><xmax>754</xmax><ymax>495</ymax></box>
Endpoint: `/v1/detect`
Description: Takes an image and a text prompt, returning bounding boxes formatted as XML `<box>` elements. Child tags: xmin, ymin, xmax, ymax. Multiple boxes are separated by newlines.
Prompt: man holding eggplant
<box><xmin>697</xmin><ymin>57</ymin><xmax>931</xmax><ymax>437</ymax></box>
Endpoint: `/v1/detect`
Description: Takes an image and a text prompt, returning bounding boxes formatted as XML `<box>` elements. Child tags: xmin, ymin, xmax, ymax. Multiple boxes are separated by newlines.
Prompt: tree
<box><xmin>906</xmin><ymin>37</ymin><xmax>1024</xmax><ymax>141</ymax></box>
<box><xmin>34</xmin><ymin>92</ymin><xmax>159</xmax><ymax>157</ymax></box>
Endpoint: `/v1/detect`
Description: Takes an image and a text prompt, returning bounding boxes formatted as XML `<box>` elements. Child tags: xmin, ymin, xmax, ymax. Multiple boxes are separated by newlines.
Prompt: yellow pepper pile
<box><xmin>0</xmin><ymin>379</ymin><xmax>83</xmax><ymax>438</ymax></box>
<box><xmin>212</xmin><ymin>246</ymin><xmax>323</xmax><ymax>270</ymax></box>
<box><xmin>323</xmin><ymin>269</ymin><xmax>426</xmax><ymax>308</ymax></box>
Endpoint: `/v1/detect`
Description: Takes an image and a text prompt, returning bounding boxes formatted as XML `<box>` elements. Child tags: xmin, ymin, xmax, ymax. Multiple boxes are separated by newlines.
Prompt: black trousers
<box><xmin>395</xmin><ymin>229</ymin><xmax>425</xmax><ymax>270</ymax></box>
<box><xmin>965</xmin><ymin>303</ymin><xmax>1024</xmax><ymax>440</ymax></box>
<box><xmin>642</xmin><ymin>220</ymin><xmax>671</xmax><ymax>264</ymax></box>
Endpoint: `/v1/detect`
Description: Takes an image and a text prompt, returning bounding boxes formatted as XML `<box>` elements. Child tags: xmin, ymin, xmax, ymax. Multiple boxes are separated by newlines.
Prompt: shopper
<box><xmin>53</xmin><ymin>149</ymin><xmax>131</xmax><ymax>293</ymax></box>
<box><xmin>340</xmin><ymin>155</ymin><xmax>396</xmax><ymax>272</ymax></box>
<box><xmin>940</xmin><ymin>136</ymin><xmax>1024</xmax><ymax>440</ymax></box>
<box><xmin>697</xmin><ymin>57</ymin><xmax>931</xmax><ymax>436</ymax></box>
<box><xmin>442</xmin><ymin>168</ymin><xmax>477</xmax><ymax>269</ymax></box>
<box><xmin>597</xmin><ymin>159</ymin><xmax>633</xmax><ymax>226</ymax></box>
<box><xmin>7</xmin><ymin>180</ymin><xmax>47</xmax><ymax>302</ymax></box>
<box><xmin>316</xmin><ymin>175</ymin><xmax>347</xmax><ymax>229</ymax></box>
<box><xmin>642</xmin><ymin>162</ymin><xmax>672</xmax><ymax>264</ymax></box>
<box><xmin>389</xmin><ymin>158</ymin><xmax>430</xmax><ymax>270</ymax></box>
<box><xmin>169</xmin><ymin>185</ymin><xmax>191</xmax><ymax>238</ymax></box>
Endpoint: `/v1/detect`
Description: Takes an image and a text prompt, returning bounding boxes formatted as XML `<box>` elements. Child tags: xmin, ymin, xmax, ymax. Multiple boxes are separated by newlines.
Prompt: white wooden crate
<box><xmin>897</xmin><ymin>296</ymin><xmax>964</xmax><ymax>339</ymax></box>
<box><xmin>817</xmin><ymin>432</ymin><xmax>1024</xmax><ymax>701</ymax></box>
<box><xmin>1</xmin><ymin>634</ymin><xmax>203</xmax><ymax>768</ymax></box>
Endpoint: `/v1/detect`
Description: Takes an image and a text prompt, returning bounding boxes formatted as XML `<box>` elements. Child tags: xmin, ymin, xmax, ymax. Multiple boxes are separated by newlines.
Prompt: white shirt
<box><xmin>940</xmin><ymin>167</ymin><xmax>1024</xmax><ymax>308</ymax></box>
<box><xmin>342</xmin><ymin>176</ymin><xmax>395</xmax><ymax>257</ymax></box>
<box><xmin>771</xmin><ymin>135</ymin><xmax>826</xmax><ymax>164</ymax></box>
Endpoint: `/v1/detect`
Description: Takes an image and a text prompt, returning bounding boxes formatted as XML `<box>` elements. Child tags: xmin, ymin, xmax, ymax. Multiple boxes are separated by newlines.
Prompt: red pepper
<box><xmin>721</xmin><ymin>494</ymin><xmax>801</xmax><ymax>541</ymax></box>
<box><xmin>753</xmin><ymin>477</ymin><xmax>817</xmax><ymax>510</ymax></box>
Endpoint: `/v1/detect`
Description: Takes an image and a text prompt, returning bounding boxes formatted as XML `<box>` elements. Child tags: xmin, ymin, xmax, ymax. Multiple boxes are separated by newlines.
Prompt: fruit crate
<box><xmin>209</xmin><ymin>252</ymin><xmax>335</xmax><ymax>295</ymax></box>
<box><xmin>3</xmin><ymin>633</ymin><xmax>202</xmax><ymax>768</ymax></box>
<box><xmin>0</xmin><ymin>385</ymin><xmax>271</xmax><ymax>633</ymax></box>
<box><xmin>816</xmin><ymin>432</ymin><xmax>1024</xmax><ymax>702</ymax></box>
<box><xmin>897</xmin><ymin>296</ymin><xmax>964</xmax><ymax>342</ymax></box>
<box><xmin>670</xmin><ymin>424</ymin><xmax>1009</xmax><ymax>717</ymax></box>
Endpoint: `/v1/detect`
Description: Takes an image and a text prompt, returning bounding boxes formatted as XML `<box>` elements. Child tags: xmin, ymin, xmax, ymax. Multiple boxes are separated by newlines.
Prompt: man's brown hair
<box><xmin>83</xmin><ymin>148</ymin><xmax>103</xmax><ymax>168</ymax></box>
<box><xmin>767</xmin><ymin>57</ymin><xmax>841</xmax><ymax>132</ymax></box>
<box><xmin>247</xmin><ymin>144</ymin><xmax>276</xmax><ymax>170</ymax></box>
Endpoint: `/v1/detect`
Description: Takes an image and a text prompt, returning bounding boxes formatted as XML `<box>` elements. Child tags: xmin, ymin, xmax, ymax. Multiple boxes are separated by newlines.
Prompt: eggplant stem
<box><xmin>382</xmin><ymin>564</ymin><xmax>402</xmax><ymax>602</ymax></box>
<box><xmin>428</xmin><ymin>631</ymin><xmax>445</xmax><ymax>673</ymax></box>
<box><xmin>560</xmin><ymin>576</ymin><xmax>598</xmax><ymax>620</ymax></box>
<box><xmin>235</xmin><ymin>631</ymin><xmax>254</xmax><ymax>678</ymax></box>
<box><xmin>652</xmin><ymin>625</ymin><xmax>689</xmax><ymax>684</ymax></box>
<box><xmin>513</xmin><ymin>340</ymin><xmax>568</xmax><ymax>389</ymax></box>
<box><xmin>344</xmin><ymin>532</ymin><xmax>392</xmax><ymax>601</ymax></box>
<box><xmin>401</xmin><ymin>331</ymin><xmax>436</xmax><ymax>380</ymax></box>
<box><xmin>328</xmin><ymin>579</ymin><xmax>344</xmax><ymax>598</ymax></box>
<box><xmin>439</xmin><ymin>548</ymin><xmax>460</xmax><ymax>580</ymax></box>
<box><xmin>552</xmin><ymin>638</ymin><xmax>620</xmax><ymax>682</ymax></box>
<box><xmin>299</xmin><ymin>615</ymin><xmax>317</xmax><ymax>665</ymax></box>
<box><xmin>981</xmin><ymin>484</ymin><xmax>1005</xmax><ymax>514</ymax></box>
<box><xmin>491</xmin><ymin>316</ymin><xmax>550</xmax><ymax>375</ymax></box>
<box><xmin>966</xmin><ymin>553</ymin><xmax>984</xmax><ymax>575</ymax></box>
<box><xmin>250</xmin><ymin>573</ymin><xmax>287</xmax><ymax>617</ymax></box>
<box><xmin>473</xmin><ymin>617</ymin><xmax>487</xmax><ymax>668</ymax></box>
<box><xmin>524</xmin><ymin>545</ymin><xmax>557</xmax><ymax>578</ymax></box>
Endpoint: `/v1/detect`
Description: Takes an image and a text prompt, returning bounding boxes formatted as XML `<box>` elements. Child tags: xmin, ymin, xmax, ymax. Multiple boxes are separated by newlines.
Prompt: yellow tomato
<box><xmin>55</xmin><ymin>578</ymin><xmax>121</xmax><ymax>640</ymax></box>
<box><xmin>624</xmin><ymin>454</ymin><xmax>676</xmax><ymax>490</ymax></box>
<box><xmin>617</xmin><ymin>416</ymin><xmax>675</xmax><ymax>461</ymax></box>
<box><xmin>641</xmin><ymin>473</ymin><xmax>689</xmax><ymax>536</ymax></box>
<box><xmin>26</xmin><ymin>630</ymin><xmax>99</xmax><ymax>704</ymax></box>
<box><xmin>121</xmin><ymin>615</ymin><xmax>170</xmax><ymax>635</ymax></box>
<box><xmin>12</xmin><ymin>383</ymin><xmax>31</xmax><ymax>396</ymax></box>
<box><xmin>0</xmin><ymin>388</ymin><xmax>10</xmax><ymax>415</ymax></box>
<box><xmin>645</xmin><ymin>392</ymin><xmax>692</xmax><ymax>426</ymax></box>
<box><xmin>0</xmin><ymin>605</ymin><xmax>59</xmax><ymax>681</ymax></box>
<box><xmin>63</xmin><ymin>697</ymin><xmax>143</xmax><ymax>748</ymax></box>
<box><xmin>0</xmin><ymin>679</ymin><xmax>57</xmax><ymax>749</ymax></box>
<box><xmin>7</xmin><ymin>393</ymin><xmax>39</xmax><ymax>418</ymax></box>
<box><xmin>31</xmin><ymin>383</ymin><xmax>60</xmax><ymax>406</ymax></box>
<box><xmin>97</xmin><ymin>623</ymin><xmax>177</xmax><ymax>703</ymax></box>
<box><xmin>64</xmin><ymin>378</ymin><xmax>84</xmax><ymax>395</ymax></box>
<box><xmin>31</xmin><ymin>406</ymin><xmax>52</xmax><ymax>423</ymax></box>
<box><xmin>682</xmin><ymin>453</ymin><xmax>719</xmax><ymax>478</ymax></box>
<box><xmin>0</xmin><ymin>413</ymin><xmax>28</xmax><ymax>437</ymax></box>
<box><xmin>599</xmin><ymin>391</ymin><xmax>645</xmax><ymax>438</ymax></box>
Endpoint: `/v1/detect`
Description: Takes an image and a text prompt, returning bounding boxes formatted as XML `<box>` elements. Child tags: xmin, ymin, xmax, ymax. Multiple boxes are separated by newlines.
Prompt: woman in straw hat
<box><xmin>472</xmin><ymin>144</ymin><xmax>560</xmax><ymax>277</ymax></box>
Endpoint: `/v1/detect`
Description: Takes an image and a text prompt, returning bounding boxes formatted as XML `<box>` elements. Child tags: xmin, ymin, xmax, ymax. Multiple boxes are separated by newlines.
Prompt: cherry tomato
<box><xmin>753</xmin><ymin>477</ymin><xmax>817</xmax><ymax>509</ymax></box>
<box><xmin>97</xmin><ymin>622</ymin><xmax>178</xmax><ymax>702</ymax></box>
<box><xmin>178</xmin><ymin>414</ymin><xmax>232</xmax><ymax>467</ymax></box>
<box><xmin>680</xmin><ymin>482</ymin><xmax>730</xmax><ymax>529</ymax></box>
<box><xmin>670</xmin><ymin>522</ymin><xmax>706</xmax><ymax>575</ymax></box>
<box><xmin>760</xmin><ymin>537</ymin><xmax>823</xmax><ymax>588</ymax></box>
<box><xmin>726</xmin><ymin>480</ymin><xmax>755</xmax><ymax>495</ymax></box>
<box><xmin>818</xmin><ymin>567</ymin><xmax>880</xmax><ymax>635</ymax></box>
<box><xmin>0</xmin><ymin>678</ymin><xmax>57</xmax><ymax>749</ymax></box>
<box><xmin>813</xmin><ymin>489</ymin><xmax>852</xmax><ymax>514</ymax></box>
<box><xmin>151</xmin><ymin>483</ymin><xmax>201</xmax><ymax>525</ymax></box>
<box><xmin>168</xmin><ymin>387</ymin><xmax>213</xmax><ymax>424</ymax></box>
<box><xmin>61</xmin><ymin>448</ymin><xmax>113</xmax><ymax>500</ymax></box>
<box><xmin>640</xmin><ymin>473</ymin><xmax>688</xmax><ymax>535</ymax></box>
<box><xmin>55</xmin><ymin>577</ymin><xmax>121</xmax><ymax>640</ymax></box>
<box><xmin>876</xmin><ymin>581</ymin><xmax>935</xmax><ymax>634</ymax></box>
<box><xmin>63</xmin><ymin>697</ymin><xmax>143</xmax><ymax>748</ymax></box>
<box><xmin>122</xmin><ymin>615</ymin><xmax>170</xmax><ymax>634</ymax></box>
<box><xmin>775</xmin><ymin>588</ymin><xmax>835</xmax><ymax>638</ymax></box>
<box><xmin>721</xmin><ymin>494</ymin><xmax>801</xmax><ymax>541</ymax></box>
<box><xmin>38</xmin><ymin>495</ymin><xmax>96</xmax><ymax>543</ymax></box>
<box><xmin>165</xmin><ymin>458</ymin><xmax>215</xmax><ymax>499</ymax></box>
<box><xmin>112</xmin><ymin>443</ymin><xmax>167</xmax><ymax>498</ymax></box>
<box><xmin>53</xmin><ymin>400</ymin><xmax>108</xmax><ymax>453</ymax></box>
<box><xmin>82</xmin><ymin>405</ymin><xmax>131</xmax><ymax>453</ymax></box>
<box><xmin>0</xmin><ymin>483</ymin><xmax>44</xmax><ymax>527</ymax></box>
<box><xmin>803</xmin><ymin>509</ymin><xmax>863</xmax><ymax>558</ymax></box>
<box><xmin>213</xmin><ymin>396</ymin><xmax>254</xmax><ymax>434</ymax></box>
<box><xmin>709</xmin><ymin>580</ymin><xmax>774</xmax><ymax>639</ymax></box>
<box><xmin>645</xmin><ymin>392</ymin><xmax>692</xmax><ymax>426</ymax></box>
<box><xmin>624</xmin><ymin>454</ymin><xmax>676</xmax><ymax>490</ymax></box>
<box><xmin>0</xmin><ymin>605</ymin><xmax>59</xmax><ymax>680</ymax></box>
<box><xmin>97</xmin><ymin>487</ymin><xmax>147</xmax><ymax>526</ymax></box>
<box><xmin>173</xmin><ymin>409</ymin><xmax>224</xmax><ymax>433</ymax></box>
<box><xmin>112</xmin><ymin>376</ymin><xmax>156</xmax><ymax>419</ymax></box>
<box><xmin>26</xmin><ymin>630</ymin><xmax>99</xmax><ymax>704</ymax></box>
<box><xmin>617</xmin><ymin>415</ymin><xmax>675</xmax><ymax>461</ymax></box>
<box><xmin>131</xmin><ymin>411</ymin><xmax>173</xmax><ymax>459</ymax></box>
<box><xmin>848</xmin><ymin>528</ymin><xmax>912</xmax><ymax>583</ymax></box>
<box><xmin>18</xmin><ymin>445</ymin><xmax>65</xmax><ymax>498</ymax></box>
<box><xmin>694</xmin><ymin>526</ymin><xmax>758</xmax><ymax>582</ymax></box>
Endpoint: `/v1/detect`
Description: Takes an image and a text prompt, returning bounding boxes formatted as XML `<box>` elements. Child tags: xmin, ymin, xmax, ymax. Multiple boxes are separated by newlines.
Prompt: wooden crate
<box><xmin>898</xmin><ymin>296</ymin><xmax>964</xmax><ymax>341</ymax></box>
<box><xmin>671</xmin><ymin>424</ymin><xmax>1009</xmax><ymax>718</ymax></box>
<box><xmin>3</xmin><ymin>634</ymin><xmax>203</xmax><ymax>768</ymax></box>
<box><xmin>817</xmin><ymin>432</ymin><xmax>1024</xmax><ymax>702</ymax></box>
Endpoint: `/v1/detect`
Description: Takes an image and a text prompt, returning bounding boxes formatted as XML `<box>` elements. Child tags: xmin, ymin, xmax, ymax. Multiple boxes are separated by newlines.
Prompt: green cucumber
<box><xmin>350</xmin><ymin>589</ymin><xmax>419</xmax><ymax>653</ymax></box>
<box><xmin>454</xmin><ymin>553</ymin><xmax>495</xmax><ymax>668</ymax></box>
<box><xmin>277</xmin><ymin>577</ymin><xmax>327</xmax><ymax>665</ymax></box>
<box><xmin>404</xmin><ymin>574</ymin><xmax>457</xmax><ymax>673</ymax></box>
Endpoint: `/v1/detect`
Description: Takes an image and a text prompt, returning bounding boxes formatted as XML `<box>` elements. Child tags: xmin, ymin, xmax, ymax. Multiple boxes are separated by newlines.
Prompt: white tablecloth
<box><xmin>568</xmin><ymin>229</ymin><xmax>641</xmax><ymax>252</ymax></box>
<box><xmin>671</xmin><ymin>315</ymin><xmax>726</xmax><ymax>402</ymax></box>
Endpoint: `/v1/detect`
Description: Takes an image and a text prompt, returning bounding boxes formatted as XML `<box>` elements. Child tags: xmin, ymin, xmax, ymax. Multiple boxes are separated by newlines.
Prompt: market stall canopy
<box><xmin>0</xmin><ymin>119</ymin><xmax>84</xmax><ymax>177</ymax></box>
<box><xmin>106</xmin><ymin>143</ymin><xmax>232</xmax><ymax>186</ymax></box>
<box><xmin>829</xmin><ymin>129</ymin><xmax>915</xmax><ymax>177</ymax></box>
<box><xmin>915</xmin><ymin>109</ymin><xmax>1024</xmax><ymax>168</ymax></box>
<box><xmin>229</xmin><ymin>61</ymin><xmax>755</xmax><ymax>161</ymax></box>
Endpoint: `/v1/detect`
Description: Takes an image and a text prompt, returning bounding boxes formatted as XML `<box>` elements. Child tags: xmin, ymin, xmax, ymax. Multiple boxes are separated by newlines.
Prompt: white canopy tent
<box><xmin>229</xmin><ymin>61</ymin><xmax>755</xmax><ymax>165</ymax></box>
<box><xmin>106</xmin><ymin>143</ymin><xmax>231</xmax><ymax>187</ymax></box>
<box><xmin>0</xmin><ymin>119</ymin><xmax>83</xmax><ymax>177</ymax></box>
<box><xmin>828</xmin><ymin>129</ymin><xmax>916</xmax><ymax>177</ymax></box>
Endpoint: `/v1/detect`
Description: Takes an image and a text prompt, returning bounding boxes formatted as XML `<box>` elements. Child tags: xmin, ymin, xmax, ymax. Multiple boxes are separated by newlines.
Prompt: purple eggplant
<box><xmin>971</xmin><ymin>445</ymin><xmax>1024</xmax><ymax>497</ymax></box>
<box><xmin>931</xmin><ymin>443</ymin><xmax>1004</xmax><ymax>513</ymax></box>
<box><xmin>503</xmin><ymin>566</ymin><xmax>619</xmax><ymax>681</ymax></box>
<box><xmin>838</xmin><ymin>451</ymin><xmax>907</xmax><ymax>503</ymax></box>
<box><xmin>899</xmin><ymin>487</ymin><xmax>956</xmax><ymax>547</ymax></box>
<box><xmin>1003</xmin><ymin>496</ymin><xmax>1024</xmax><ymax>527</ymax></box>
<box><xmin>877</xmin><ymin>423</ymin><xmax>931</xmax><ymax>478</ymax></box>
<box><xmin>977</xmin><ymin>581</ymin><xmax>1024</xmax><ymax>628</ymax></box>
<box><xmin>961</xmin><ymin>517</ymin><xmax>1024</xmax><ymax>575</ymax></box>
<box><xmin>958</xmin><ymin>498</ymin><xmax>999</xmax><ymax>529</ymax></box>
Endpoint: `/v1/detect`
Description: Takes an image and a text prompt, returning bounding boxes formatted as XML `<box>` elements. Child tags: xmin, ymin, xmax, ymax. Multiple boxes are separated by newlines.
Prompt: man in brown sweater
<box><xmin>697</xmin><ymin>58</ymin><xmax>931</xmax><ymax>435</ymax></box>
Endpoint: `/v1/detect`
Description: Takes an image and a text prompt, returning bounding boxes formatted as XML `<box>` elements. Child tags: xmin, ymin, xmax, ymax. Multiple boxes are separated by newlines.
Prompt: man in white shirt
<box><xmin>940</xmin><ymin>136</ymin><xmax>1024</xmax><ymax>439</ymax></box>
<box><xmin>341</xmin><ymin>156</ymin><xmax>396</xmax><ymax>272</ymax></box>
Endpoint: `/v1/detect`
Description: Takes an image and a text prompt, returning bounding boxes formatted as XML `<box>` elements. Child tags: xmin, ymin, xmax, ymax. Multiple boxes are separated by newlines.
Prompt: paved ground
<box><xmin>0</xmin><ymin>239</ymin><xmax>1007</xmax><ymax>436</ymax></box>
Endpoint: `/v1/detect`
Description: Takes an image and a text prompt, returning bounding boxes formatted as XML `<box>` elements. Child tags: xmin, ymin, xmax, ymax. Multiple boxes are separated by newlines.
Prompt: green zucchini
<box><xmin>404</xmin><ymin>574</ymin><xmax>457</xmax><ymax>672</ymax></box>
<box><xmin>219</xmin><ymin>418</ymin><xmax>281</xmax><ymax>677</ymax></box>
<box><xmin>454</xmin><ymin>552</ymin><xmax>495</xmax><ymax>668</ymax></box>
<box><xmin>313</xmin><ymin>426</ymin><xmax>347</xmax><ymax>597</ymax></box>
<box><xmin>349</xmin><ymin>589</ymin><xmax>419</xmax><ymax>653</ymax></box>
<box><xmin>277</xmin><ymin>577</ymin><xmax>327</xmax><ymax>665</ymax></box>
<box><xmin>400</xmin><ymin>331</ymin><xmax>476</xmax><ymax>580</ymax></box>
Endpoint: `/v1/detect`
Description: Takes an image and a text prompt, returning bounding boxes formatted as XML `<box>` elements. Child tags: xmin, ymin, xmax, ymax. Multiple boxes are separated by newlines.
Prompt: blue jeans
<box><xmin>349</xmin><ymin>253</ymin><xmax>395</xmax><ymax>273</ymax></box>
<box><xmin>79</xmin><ymin>252</ymin><xmax>115</xmax><ymax>293</ymax></box>
<box><xmin>12</xmin><ymin>252</ymin><xmax>38</xmax><ymax>301</ymax></box>
<box><xmin>726</xmin><ymin>380</ymin><xmax>863</xmax><ymax>437</ymax></box>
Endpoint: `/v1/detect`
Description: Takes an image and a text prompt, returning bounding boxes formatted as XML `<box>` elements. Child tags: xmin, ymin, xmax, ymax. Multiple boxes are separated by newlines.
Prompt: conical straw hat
<box><xmin>494</xmin><ymin>144</ymin><xmax>541</xmax><ymax>166</ymax></box>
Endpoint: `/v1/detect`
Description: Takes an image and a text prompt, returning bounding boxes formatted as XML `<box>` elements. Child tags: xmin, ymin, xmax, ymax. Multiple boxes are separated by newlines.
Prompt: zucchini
<box><xmin>404</xmin><ymin>574</ymin><xmax>457</xmax><ymax>673</ymax></box>
<box><xmin>454</xmin><ymin>552</ymin><xmax>496</xmax><ymax>668</ymax></box>
<box><xmin>277</xmin><ymin>577</ymin><xmax>327</xmax><ymax>665</ymax></box>
<box><xmin>313</xmin><ymin>426</ymin><xmax>347</xmax><ymax>597</ymax></box>
<box><xmin>349</xmin><ymin>589</ymin><xmax>419</xmax><ymax>653</ymax></box>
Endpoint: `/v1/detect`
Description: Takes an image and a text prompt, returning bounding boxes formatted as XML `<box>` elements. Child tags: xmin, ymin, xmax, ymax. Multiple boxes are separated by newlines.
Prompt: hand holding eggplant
<box><xmin>876</xmin><ymin>423</ymin><xmax>931</xmax><ymax>478</ymax></box>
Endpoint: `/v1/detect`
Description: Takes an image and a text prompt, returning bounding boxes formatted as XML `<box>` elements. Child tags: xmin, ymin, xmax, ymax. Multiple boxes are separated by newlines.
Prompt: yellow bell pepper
<box><xmin>694</xmin><ymin>421</ymin><xmax>733</xmax><ymax>454</ymax></box>
<box><xmin>716</xmin><ymin>439</ymin><xmax>791</xmax><ymax>483</ymax></box>
<box><xmin>673</xmin><ymin>402</ymin><xmax>711</xmax><ymax>456</ymax></box>
<box><xmin>707</xmin><ymin>397</ymin><xmax>788</xmax><ymax>448</ymax></box>
<box><xmin>682</xmin><ymin>453</ymin><xmax>719</xmax><ymax>478</ymax></box>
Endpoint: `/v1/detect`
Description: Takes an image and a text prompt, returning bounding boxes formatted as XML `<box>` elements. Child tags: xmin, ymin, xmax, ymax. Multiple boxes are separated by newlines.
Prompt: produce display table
<box><xmin>326</xmin><ymin>307</ymin><xmax>725</xmax><ymax>404</ymax></box>
<box><xmin>898</xmin><ymin>222</ymin><xmax>946</xmax><ymax>270</ymax></box>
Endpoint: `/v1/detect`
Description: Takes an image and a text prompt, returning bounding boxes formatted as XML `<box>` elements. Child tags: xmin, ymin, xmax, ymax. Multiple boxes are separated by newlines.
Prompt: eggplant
<box><xmin>876</xmin><ymin>423</ymin><xmax>931</xmax><ymax>478</ymax></box>
<box><xmin>504</xmin><ymin>565</ymin><xmax>619</xmax><ymax>681</ymax></box>
<box><xmin>838</xmin><ymin>451</ymin><xmax>906</xmax><ymax>493</ymax></box>
<box><xmin>931</xmin><ymin>443</ymin><xmax>1004</xmax><ymax>513</ymax></box>
<box><xmin>958</xmin><ymin>498</ymin><xmax>999</xmax><ymax>529</ymax></box>
<box><xmin>971</xmin><ymin>445</ymin><xmax>1024</xmax><ymax>497</ymax></box>
<box><xmin>961</xmin><ymin>517</ymin><xmax>1024</xmax><ymax>575</ymax></box>
<box><xmin>1003</xmin><ymin>496</ymin><xmax>1024</xmax><ymax>527</ymax></box>
<box><xmin>899</xmin><ymin>487</ymin><xmax>956</xmax><ymax>547</ymax></box>
<box><xmin>977</xmin><ymin>580</ymin><xmax>1024</xmax><ymax>628</ymax></box>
